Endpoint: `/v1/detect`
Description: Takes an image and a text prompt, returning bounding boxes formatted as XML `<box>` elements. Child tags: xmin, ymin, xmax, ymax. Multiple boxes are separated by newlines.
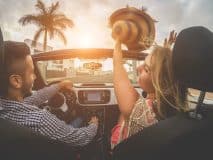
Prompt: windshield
<box><xmin>36</xmin><ymin>58</ymin><xmax>143</xmax><ymax>85</ymax></box>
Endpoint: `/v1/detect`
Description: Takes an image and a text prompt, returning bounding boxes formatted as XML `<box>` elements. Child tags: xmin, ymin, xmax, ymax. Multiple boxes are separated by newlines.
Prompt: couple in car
<box><xmin>0</xmin><ymin>26</ymin><xmax>212</xmax><ymax>150</ymax></box>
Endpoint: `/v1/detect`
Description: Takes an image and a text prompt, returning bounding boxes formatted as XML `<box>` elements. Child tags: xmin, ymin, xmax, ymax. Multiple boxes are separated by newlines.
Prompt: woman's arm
<box><xmin>113</xmin><ymin>41</ymin><xmax>139</xmax><ymax>118</ymax></box>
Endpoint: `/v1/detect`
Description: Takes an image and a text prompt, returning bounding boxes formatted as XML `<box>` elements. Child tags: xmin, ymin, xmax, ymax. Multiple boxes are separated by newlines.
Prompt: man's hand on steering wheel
<box><xmin>57</xmin><ymin>80</ymin><xmax>76</xmax><ymax>108</ymax></box>
<box><xmin>58</xmin><ymin>80</ymin><xmax>73</xmax><ymax>91</ymax></box>
<box><xmin>48</xmin><ymin>80</ymin><xmax>79</xmax><ymax>124</ymax></box>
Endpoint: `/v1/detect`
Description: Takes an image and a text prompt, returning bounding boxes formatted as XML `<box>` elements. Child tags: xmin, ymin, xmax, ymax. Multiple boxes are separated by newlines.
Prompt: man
<box><xmin>0</xmin><ymin>41</ymin><xmax>98</xmax><ymax>147</ymax></box>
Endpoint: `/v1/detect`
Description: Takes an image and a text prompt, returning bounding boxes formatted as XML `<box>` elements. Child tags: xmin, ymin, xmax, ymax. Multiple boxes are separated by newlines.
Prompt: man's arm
<box><xmin>39</xmin><ymin>111</ymin><xmax>98</xmax><ymax>147</ymax></box>
<box><xmin>23</xmin><ymin>84</ymin><xmax>59</xmax><ymax>106</ymax></box>
<box><xmin>24</xmin><ymin>80</ymin><xmax>73</xmax><ymax>106</ymax></box>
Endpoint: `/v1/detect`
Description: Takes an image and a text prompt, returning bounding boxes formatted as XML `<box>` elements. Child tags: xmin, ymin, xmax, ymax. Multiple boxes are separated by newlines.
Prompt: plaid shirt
<box><xmin>0</xmin><ymin>84</ymin><xmax>97</xmax><ymax>147</ymax></box>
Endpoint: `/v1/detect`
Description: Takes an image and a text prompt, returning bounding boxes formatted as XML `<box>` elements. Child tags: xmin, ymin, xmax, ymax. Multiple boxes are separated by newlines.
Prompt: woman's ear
<box><xmin>9</xmin><ymin>74</ymin><xmax>23</xmax><ymax>89</ymax></box>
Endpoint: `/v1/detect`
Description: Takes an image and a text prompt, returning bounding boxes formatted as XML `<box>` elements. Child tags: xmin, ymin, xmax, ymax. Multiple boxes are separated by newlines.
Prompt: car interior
<box><xmin>1</xmin><ymin>39</ymin><xmax>213</xmax><ymax>160</ymax></box>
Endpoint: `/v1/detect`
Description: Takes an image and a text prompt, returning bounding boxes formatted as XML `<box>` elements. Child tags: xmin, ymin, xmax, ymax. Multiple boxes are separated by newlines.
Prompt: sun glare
<box><xmin>82</xmin><ymin>36</ymin><xmax>92</xmax><ymax>48</ymax></box>
<box><xmin>103</xmin><ymin>58</ymin><xmax>113</xmax><ymax>71</ymax></box>
<box><xmin>76</xmin><ymin>33</ymin><xmax>95</xmax><ymax>48</ymax></box>
<box><xmin>74</xmin><ymin>58</ymin><xmax>82</xmax><ymax>68</ymax></box>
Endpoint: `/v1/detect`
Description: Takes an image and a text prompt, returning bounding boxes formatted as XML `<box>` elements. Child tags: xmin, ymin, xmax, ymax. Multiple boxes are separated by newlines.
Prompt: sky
<box><xmin>0</xmin><ymin>0</ymin><xmax>213</xmax><ymax>50</ymax></box>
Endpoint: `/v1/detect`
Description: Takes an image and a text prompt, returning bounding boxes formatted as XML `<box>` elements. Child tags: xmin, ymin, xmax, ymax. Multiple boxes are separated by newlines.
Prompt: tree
<box><xmin>19</xmin><ymin>0</ymin><xmax>74</xmax><ymax>51</ymax></box>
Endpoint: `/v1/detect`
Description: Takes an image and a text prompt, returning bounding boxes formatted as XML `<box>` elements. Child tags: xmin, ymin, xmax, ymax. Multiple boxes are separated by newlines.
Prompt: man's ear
<box><xmin>9</xmin><ymin>74</ymin><xmax>23</xmax><ymax>89</ymax></box>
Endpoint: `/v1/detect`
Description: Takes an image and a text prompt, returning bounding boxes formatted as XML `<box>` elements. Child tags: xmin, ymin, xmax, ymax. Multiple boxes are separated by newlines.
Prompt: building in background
<box><xmin>24</xmin><ymin>39</ymin><xmax>53</xmax><ymax>54</ymax></box>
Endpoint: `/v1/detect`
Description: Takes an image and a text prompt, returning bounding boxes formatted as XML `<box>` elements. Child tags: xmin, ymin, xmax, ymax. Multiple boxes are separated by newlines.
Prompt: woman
<box><xmin>111</xmin><ymin>32</ymin><xmax>188</xmax><ymax>149</ymax></box>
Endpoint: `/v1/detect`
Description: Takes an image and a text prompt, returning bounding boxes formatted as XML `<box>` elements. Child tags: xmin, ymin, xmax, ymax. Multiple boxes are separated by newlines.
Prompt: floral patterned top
<box><xmin>111</xmin><ymin>96</ymin><xmax>158</xmax><ymax>149</ymax></box>
<box><xmin>126</xmin><ymin>96</ymin><xmax>158</xmax><ymax>137</ymax></box>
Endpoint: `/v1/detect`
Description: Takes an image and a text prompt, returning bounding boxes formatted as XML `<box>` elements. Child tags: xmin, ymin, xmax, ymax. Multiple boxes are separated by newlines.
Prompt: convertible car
<box><xmin>32</xmin><ymin>48</ymin><xmax>146</xmax><ymax>159</ymax></box>
<box><xmin>1</xmin><ymin>47</ymin><xmax>213</xmax><ymax>160</ymax></box>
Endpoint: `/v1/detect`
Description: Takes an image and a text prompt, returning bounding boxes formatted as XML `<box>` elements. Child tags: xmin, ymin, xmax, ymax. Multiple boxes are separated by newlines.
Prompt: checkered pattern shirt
<box><xmin>0</xmin><ymin>84</ymin><xmax>97</xmax><ymax>147</ymax></box>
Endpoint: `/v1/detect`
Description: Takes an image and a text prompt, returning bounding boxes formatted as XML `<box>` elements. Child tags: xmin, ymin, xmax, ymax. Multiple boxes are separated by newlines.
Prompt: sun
<box><xmin>81</xmin><ymin>36</ymin><xmax>92</xmax><ymax>48</ymax></box>
<box><xmin>75</xmin><ymin>33</ymin><xmax>95</xmax><ymax>48</ymax></box>
<box><xmin>74</xmin><ymin>58</ymin><xmax>84</xmax><ymax>68</ymax></box>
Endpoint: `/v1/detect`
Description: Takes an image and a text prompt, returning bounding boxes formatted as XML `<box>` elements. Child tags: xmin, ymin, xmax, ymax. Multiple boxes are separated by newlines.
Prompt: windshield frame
<box><xmin>33</xmin><ymin>48</ymin><xmax>147</xmax><ymax>86</ymax></box>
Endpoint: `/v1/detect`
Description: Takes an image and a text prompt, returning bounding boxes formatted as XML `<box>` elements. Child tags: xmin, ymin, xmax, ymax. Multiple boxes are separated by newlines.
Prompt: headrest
<box><xmin>172</xmin><ymin>26</ymin><xmax>213</xmax><ymax>92</ymax></box>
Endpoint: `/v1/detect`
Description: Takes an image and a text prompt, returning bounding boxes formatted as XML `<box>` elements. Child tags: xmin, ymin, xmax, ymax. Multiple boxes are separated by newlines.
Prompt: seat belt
<box><xmin>189</xmin><ymin>91</ymin><xmax>206</xmax><ymax>120</ymax></box>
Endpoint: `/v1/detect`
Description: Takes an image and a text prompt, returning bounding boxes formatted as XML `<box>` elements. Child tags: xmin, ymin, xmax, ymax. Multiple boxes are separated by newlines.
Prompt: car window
<box><xmin>189</xmin><ymin>88</ymin><xmax>213</xmax><ymax>104</ymax></box>
<box><xmin>36</xmin><ymin>58</ymin><xmax>143</xmax><ymax>85</ymax></box>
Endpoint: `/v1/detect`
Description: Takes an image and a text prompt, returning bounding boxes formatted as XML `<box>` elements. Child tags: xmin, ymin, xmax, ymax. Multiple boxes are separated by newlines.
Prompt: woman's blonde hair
<box><xmin>150</xmin><ymin>46</ymin><xmax>188</xmax><ymax>119</ymax></box>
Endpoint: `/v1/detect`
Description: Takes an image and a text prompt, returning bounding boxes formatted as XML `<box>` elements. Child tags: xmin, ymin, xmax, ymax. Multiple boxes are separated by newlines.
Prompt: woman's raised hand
<box><xmin>163</xmin><ymin>30</ymin><xmax>177</xmax><ymax>49</ymax></box>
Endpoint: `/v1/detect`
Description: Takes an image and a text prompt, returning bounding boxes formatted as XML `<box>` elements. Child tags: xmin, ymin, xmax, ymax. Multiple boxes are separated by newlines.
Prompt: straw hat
<box><xmin>109</xmin><ymin>6</ymin><xmax>156</xmax><ymax>51</ymax></box>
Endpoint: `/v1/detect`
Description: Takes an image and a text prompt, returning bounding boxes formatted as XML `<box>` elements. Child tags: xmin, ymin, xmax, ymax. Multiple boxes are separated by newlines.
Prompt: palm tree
<box><xmin>19</xmin><ymin>0</ymin><xmax>74</xmax><ymax>51</ymax></box>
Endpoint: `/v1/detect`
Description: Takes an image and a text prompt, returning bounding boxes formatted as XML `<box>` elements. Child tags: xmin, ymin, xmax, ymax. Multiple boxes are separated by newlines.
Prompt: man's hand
<box><xmin>58</xmin><ymin>80</ymin><xmax>73</xmax><ymax>91</ymax></box>
<box><xmin>163</xmin><ymin>30</ymin><xmax>177</xmax><ymax>49</ymax></box>
<box><xmin>88</xmin><ymin>116</ymin><xmax>99</xmax><ymax>126</ymax></box>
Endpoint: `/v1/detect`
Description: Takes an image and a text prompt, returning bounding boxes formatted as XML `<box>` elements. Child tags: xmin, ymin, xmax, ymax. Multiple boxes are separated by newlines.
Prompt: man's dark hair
<box><xmin>0</xmin><ymin>41</ymin><xmax>31</xmax><ymax>96</ymax></box>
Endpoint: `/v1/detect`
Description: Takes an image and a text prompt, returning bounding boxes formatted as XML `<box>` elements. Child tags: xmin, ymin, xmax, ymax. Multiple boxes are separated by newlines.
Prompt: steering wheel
<box><xmin>48</xmin><ymin>88</ymin><xmax>78</xmax><ymax>124</ymax></box>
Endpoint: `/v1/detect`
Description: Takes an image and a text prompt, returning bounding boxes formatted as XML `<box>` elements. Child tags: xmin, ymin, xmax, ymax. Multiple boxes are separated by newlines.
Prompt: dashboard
<box><xmin>73</xmin><ymin>84</ymin><xmax>119</xmax><ymax>106</ymax></box>
<box><xmin>74</xmin><ymin>85</ymin><xmax>142</xmax><ymax>106</ymax></box>
<box><xmin>78</xmin><ymin>90</ymin><xmax>110</xmax><ymax>104</ymax></box>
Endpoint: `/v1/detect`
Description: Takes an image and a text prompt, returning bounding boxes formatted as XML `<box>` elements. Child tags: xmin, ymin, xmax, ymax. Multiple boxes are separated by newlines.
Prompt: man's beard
<box><xmin>23</xmin><ymin>90</ymin><xmax>32</xmax><ymax>98</ymax></box>
<box><xmin>22</xmin><ymin>82</ymin><xmax>33</xmax><ymax>98</ymax></box>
